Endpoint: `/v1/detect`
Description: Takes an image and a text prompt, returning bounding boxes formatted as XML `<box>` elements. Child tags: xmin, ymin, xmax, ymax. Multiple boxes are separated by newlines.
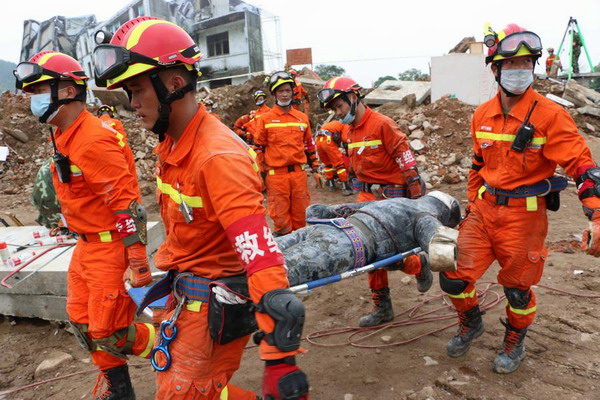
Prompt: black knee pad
<box><xmin>504</xmin><ymin>287</ymin><xmax>531</xmax><ymax>309</ymax></box>
<box><xmin>439</xmin><ymin>272</ymin><xmax>468</xmax><ymax>295</ymax></box>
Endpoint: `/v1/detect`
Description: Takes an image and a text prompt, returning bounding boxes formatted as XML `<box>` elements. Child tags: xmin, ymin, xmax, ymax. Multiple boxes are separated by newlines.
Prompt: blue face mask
<box><xmin>256</xmin><ymin>100</ymin><xmax>265</xmax><ymax>106</ymax></box>
<box><xmin>340</xmin><ymin>110</ymin><xmax>355</xmax><ymax>124</ymax></box>
<box><xmin>30</xmin><ymin>93</ymin><xmax>52</xmax><ymax>117</ymax></box>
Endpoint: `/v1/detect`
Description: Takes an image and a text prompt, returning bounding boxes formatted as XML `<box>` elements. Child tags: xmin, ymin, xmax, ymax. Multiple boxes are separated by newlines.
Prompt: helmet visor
<box><xmin>94</xmin><ymin>44</ymin><xmax>160</xmax><ymax>81</ymax></box>
<box><xmin>498</xmin><ymin>31</ymin><xmax>542</xmax><ymax>57</ymax></box>
<box><xmin>317</xmin><ymin>88</ymin><xmax>339</xmax><ymax>106</ymax></box>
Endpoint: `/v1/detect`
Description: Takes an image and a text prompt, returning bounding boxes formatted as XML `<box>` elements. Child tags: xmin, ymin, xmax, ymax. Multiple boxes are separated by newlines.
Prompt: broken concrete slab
<box><xmin>0</xmin><ymin>222</ymin><xmax>165</xmax><ymax>320</ymax></box>
<box><xmin>91</xmin><ymin>88</ymin><xmax>133</xmax><ymax>111</ymax></box>
<box><xmin>546</xmin><ymin>94</ymin><xmax>574</xmax><ymax>108</ymax></box>
<box><xmin>365</xmin><ymin>80</ymin><xmax>431</xmax><ymax>106</ymax></box>
<box><xmin>577</xmin><ymin>106</ymin><xmax>600</xmax><ymax>118</ymax></box>
<box><xmin>563</xmin><ymin>80</ymin><xmax>600</xmax><ymax>108</ymax></box>
<box><xmin>431</xmin><ymin>53</ymin><xmax>496</xmax><ymax>106</ymax></box>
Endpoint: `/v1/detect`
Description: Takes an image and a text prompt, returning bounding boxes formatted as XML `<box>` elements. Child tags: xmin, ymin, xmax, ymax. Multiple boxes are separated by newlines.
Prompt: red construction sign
<box><xmin>286</xmin><ymin>48</ymin><xmax>313</xmax><ymax>67</ymax></box>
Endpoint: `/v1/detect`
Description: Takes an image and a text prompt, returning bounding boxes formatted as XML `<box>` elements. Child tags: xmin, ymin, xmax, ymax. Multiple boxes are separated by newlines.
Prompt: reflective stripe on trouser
<box><xmin>356</xmin><ymin>191</ymin><xmax>423</xmax><ymax>290</ymax></box>
<box><xmin>155</xmin><ymin>303</ymin><xmax>255</xmax><ymax>400</ymax></box>
<box><xmin>66</xmin><ymin>239</ymin><xmax>155</xmax><ymax>369</ymax></box>
<box><xmin>266</xmin><ymin>170</ymin><xmax>310</xmax><ymax>235</ymax></box>
<box><xmin>444</xmin><ymin>194</ymin><xmax>548</xmax><ymax>329</ymax></box>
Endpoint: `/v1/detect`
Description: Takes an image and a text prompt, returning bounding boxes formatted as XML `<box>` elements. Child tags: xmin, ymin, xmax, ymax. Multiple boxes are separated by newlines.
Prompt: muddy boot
<box><xmin>358</xmin><ymin>288</ymin><xmax>394</xmax><ymax>327</ymax></box>
<box><xmin>415</xmin><ymin>253</ymin><xmax>433</xmax><ymax>293</ymax></box>
<box><xmin>493</xmin><ymin>319</ymin><xmax>528</xmax><ymax>374</ymax></box>
<box><xmin>94</xmin><ymin>365</ymin><xmax>135</xmax><ymax>400</ymax></box>
<box><xmin>446</xmin><ymin>305</ymin><xmax>485</xmax><ymax>358</ymax></box>
<box><xmin>341</xmin><ymin>181</ymin><xmax>354</xmax><ymax>196</ymax></box>
<box><xmin>327</xmin><ymin>179</ymin><xmax>336</xmax><ymax>192</ymax></box>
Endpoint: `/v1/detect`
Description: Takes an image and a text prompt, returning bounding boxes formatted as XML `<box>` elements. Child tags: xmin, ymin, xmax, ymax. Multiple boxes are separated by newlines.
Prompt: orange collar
<box><xmin>54</xmin><ymin>109</ymin><xmax>90</xmax><ymax>144</ymax></box>
<box><xmin>489</xmin><ymin>87</ymin><xmax>537</xmax><ymax>122</ymax></box>
<box><xmin>154</xmin><ymin>105</ymin><xmax>205</xmax><ymax>167</ymax></box>
<box><xmin>353</xmin><ymin>106</ymin><xmax>373</xmax><ymax>130</ymax></box>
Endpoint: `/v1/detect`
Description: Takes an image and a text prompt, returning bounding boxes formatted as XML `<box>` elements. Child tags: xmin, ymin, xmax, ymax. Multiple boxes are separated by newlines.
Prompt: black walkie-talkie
<box><xmin>511</xmin><ymin>100</ymin><xmax>538</xmax><ymax>152</ymax></box>
<box><xmin>49</xmin><ymin>127</ymin><xmax>71</xmax><ymax>183</ymax></box>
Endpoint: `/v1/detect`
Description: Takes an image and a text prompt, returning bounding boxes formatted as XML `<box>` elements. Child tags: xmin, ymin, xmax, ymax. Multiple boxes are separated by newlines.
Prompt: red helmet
<box><xmin>94</xmin><ymin>16</ymin><xmax>202</xmax><ymax>89</ymax></box>
<box><xmin>485</xmin><ymin>24</ymin><xmax>542</xmax><ymax>64</ymax></box>
<box><xmin>15</xmin><ymin>51</ymin><xmax>88</xmax><ymax>92</ymax></box>
<box><xmin>317</xmin><ymin>76</ymin><xmax>363</xmax><ymax>108</ymax></box>
<box><xmin>288</xmin><ymin>68</ymin><xmax>298</xmax><ymax>78</ymax></box>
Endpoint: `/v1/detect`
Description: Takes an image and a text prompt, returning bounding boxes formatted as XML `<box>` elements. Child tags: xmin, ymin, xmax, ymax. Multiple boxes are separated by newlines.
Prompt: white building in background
<box><xmin>19</xmin><ymin>0</ymin><xmax>280</xmax><ymax>90</ymax></box>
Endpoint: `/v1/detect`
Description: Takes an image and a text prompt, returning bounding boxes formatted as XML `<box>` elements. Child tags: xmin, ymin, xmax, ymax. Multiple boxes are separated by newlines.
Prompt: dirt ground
<box><xmin>2</xmin><ymin>135</ymin><xmax>600</xmax><ymax>399</ymax></box>
<box><xmin>1</xmin><ymin>93</ymin><xmax>600</xmax><ymax>398</ymax></box>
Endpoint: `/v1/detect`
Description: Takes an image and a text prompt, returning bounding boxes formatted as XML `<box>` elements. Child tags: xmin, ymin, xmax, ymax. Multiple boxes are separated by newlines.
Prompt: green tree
<box><xmin>398</xmin><ymin>68</ymin><xmax>430</xmax><ymax>81</ymax></box>
<box><xmin>374</xmin><ymin>75</ymin><xmax>397</xmax><ymax>88</ymax></box>
<box><xmin>591</xmin><ymin>63</ymin><xmax>600</xmax><ymax>92</ymax></box>
<box><xmin>315</xmin><ymin>64</ymin><xmax>346</xmax><ymax>80</ymax></box>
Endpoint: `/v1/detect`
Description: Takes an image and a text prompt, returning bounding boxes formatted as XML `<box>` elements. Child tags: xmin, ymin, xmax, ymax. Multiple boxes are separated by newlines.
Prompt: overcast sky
<box><xmin>2</xmin><ymin>0</ymin><xmax>599</xmax><ymax>86</ymax></box>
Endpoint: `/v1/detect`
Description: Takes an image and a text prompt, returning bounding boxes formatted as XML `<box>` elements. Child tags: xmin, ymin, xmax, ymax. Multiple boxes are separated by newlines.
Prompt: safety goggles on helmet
<box><xmin>94</xmin><ymin>45</ymin><xmax>165</xmax><ymax>81</ymax></box>
<box><xmin>317</xmin><ymin>88</ymin><xmax>342</xmax><ymax>106</ymax></box>
<box><xmin>269</xmin><ymin>71</ymin><xmax>295</xmax><ymax>92</ymax></box>
<box><xmin>94</xmin><ymin>44</ymin><xmax>200</xmax><ymax>81</ymax></box>
<box><xmin>496</xmin><ymin>31</ymin><xmax>542</xmax><ymax>57</ymax></box>
<box><xmin>13</xmin><ymin>62</ymin><xmax>62</xmax><ymax>84</ymax></box>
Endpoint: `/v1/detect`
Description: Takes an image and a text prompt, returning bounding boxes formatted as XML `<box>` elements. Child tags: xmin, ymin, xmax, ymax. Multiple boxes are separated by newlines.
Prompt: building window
<box><xmin>207</xmin><ymin>32</ymin><xmax>229</xmax><ymax>57</ymax></box>
<box><xmin>209</xmin><ymin>78</ymin><xmax>232</xmax><ymax>89</ymax></box>
<box><xmin>136</xmin><ymin>4</ymin><xmax>144</xmax><ymax>17</ymax></box>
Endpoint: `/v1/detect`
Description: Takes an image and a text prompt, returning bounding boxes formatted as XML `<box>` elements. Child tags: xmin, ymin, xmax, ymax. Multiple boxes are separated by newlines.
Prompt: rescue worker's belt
<box><xmin>483</xmin><ymin>176</ymin><xmax>568</xmax><ymax>198</ymax></box>
<box><xmin>136</xmin><ymin>270</ymin><xmax>212</xmax><ymax>315</ymax></box>
<box><xmin>80</xmin><ymin>230</ymin><xmax>118</xmax><ymax>243</ymax></box>
<box><xmin>268</xmin><ymin>164</ymin><xmax>305</xmax><ymax>175</ymax></box>
<box><xmin>352</xmin><ymin>179</ymin><xmax>408</xmax><ymax>198</ymax></box>
<box><xmin>305</xmin><ymin>217</ymin><xmax>366</xmax><ymax>269</ymax></box>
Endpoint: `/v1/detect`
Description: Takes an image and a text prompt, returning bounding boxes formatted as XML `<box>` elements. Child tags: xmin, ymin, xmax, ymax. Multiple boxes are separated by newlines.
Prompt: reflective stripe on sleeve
<box><xmin>347</xmin><ymin>140</ymin><xmax>383</xmax><ymax>149</ymax></box>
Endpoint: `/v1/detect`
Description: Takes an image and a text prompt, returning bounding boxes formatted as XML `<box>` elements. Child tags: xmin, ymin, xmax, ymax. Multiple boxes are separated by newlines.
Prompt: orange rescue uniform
<box><xmin>51</xmin><ymin>110</ymin><xmax>154</xmax><ymax>370</ymax></box>
<box><xmin>153</xmin><ymin>104</ymin><xmax>297</xmax><ymax>399</ymax></box>
<box><xmin>254</xmin><ymin>105</ymin><xmax>316</xmax><ymax>235</ymax></box>
<box><xmin>99</xmin><ymin>113</ymin><xmax>126</xmax><ymax>136</ymax></box>
<box><xmin>446</xmin><ymin>87</ymin><xmax>600</xmax><ymax>329</ymax></box>
<box><xmin>292</xmin><ymin>80</ymin><xmax>309</xmax><ymax>114</ymax></box>
<box><xmin>347</xmin><ymin>107</ymin><xmax>424</xmax><ymax>290</ymax></box>
<box><xmin>316</xmin><ymin>121</ymin><xmax>350</xmax><ymax>182</ymax></box>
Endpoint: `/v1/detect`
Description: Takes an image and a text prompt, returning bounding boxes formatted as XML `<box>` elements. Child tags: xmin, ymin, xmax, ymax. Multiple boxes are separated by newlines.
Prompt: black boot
<box><xmin>493</xmin><ymin>319</ymin><xmax>528</xmax><ymax>374</ymax></box>
<box><xmin>341</xmin><ymin>180</ymin><xmax>353</xmax><ymax>196</ymax></box>
<box><xmin>415</xmin><ymin>253</ymin><xmax>433</xmax><ymax>293</ymax></box>
<box><xmin>94</xmin><ymin>365</ymin><xmax>135</xmax><ymax>400</ymax></box>
<box><xmin>327</xmin><ymin>179</ymin><xmax>336</xmax><ymax>192</ymax></box>
<box><xmin>446</xmin><ymin>305</ymin><xmax>485</xmax><ymax>358</ymax></box>
<box><xmin>358</xmin><ymin>288</ymin><xmax>394</xmax><ymax>327</ymax></box>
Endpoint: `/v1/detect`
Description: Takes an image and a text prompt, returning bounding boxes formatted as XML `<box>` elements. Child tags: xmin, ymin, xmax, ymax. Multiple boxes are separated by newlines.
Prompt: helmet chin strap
<box><xmin>148</xmin><ymin>71</ymin><xmax>195</xmax><ymax>142</ymax></box>
<box><xmin>341</xmin><ymin>93</ymin><xmax>359</xmax><ymax>117</ymax></box>
<box><xmin>39</xmin><ymin>81</ymin><xmax>87</xmax><ymax>123</ymax></box>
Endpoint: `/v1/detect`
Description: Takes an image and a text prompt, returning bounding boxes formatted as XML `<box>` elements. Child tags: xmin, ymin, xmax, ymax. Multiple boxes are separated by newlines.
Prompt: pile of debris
<box><xmin>372</xmin><ymin>78</ymin><xmax>600</xmax><ymax>188</ymax></box>
<box><xmin>376</xmin><ymin>97</ymin><xmax>476</xmax><ymax>188</ymax></box>
<box><xmin>1</xmin><ymin>76</ymin><xmax>599</xmax><ymax>200</ymax></box>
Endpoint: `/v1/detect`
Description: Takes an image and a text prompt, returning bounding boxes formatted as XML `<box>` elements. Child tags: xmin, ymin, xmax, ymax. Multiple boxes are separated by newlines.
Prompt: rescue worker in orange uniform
<box><xmin>245</xmin><ymin>90</ymin><xmax>272</xmax><ymax>178</ymax></box>
<box><xmin>440</xmin><ymin>24</ymin><xmax>600</xmax><ymax>374</ymax></box>
<box><xmin>289</xmin><ymin>68</ymin><xmax>310</xmax><ymax>116</ymax></box>
<box><xmin>254</xmin><ymin>71</ymin><xmax>319</xmax><ymax>236</ymax></box>
<box><xmin>15</xmin><ymin>51</ymin><xmax>154</xmax><ymax>399</ymax></box>
<box><xmin>232</xmin><ymin>112</ymin><xmax>252</xmax><ymax>142</ymax></box>
<box><xmin>315</xmin><ymin>120</ymin><xmax>353</xmax><ymax>195</ymax></box>
<box><xmin>317</xmin><ymin>76</ymin><xmax>432</xmax><ymax>327</ymax></box>
<box><xmin>97</xmin><ymin>104</ymin><xmax>126</xmax><ymax>136</ymax></box>
<box><xmin>95</xmin><ymin>17</ymin><xmax>309</xmax><ymax>399</ymax></box>
<box><xmin>544</xmin><ymin>47</ymin><xmax>561</xmax><ymax>77</ymax></box>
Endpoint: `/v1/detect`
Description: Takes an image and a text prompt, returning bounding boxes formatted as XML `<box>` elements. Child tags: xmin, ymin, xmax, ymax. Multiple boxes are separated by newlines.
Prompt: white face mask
<box><xmin>276</xmin><ymin>99</ymin><xmax>292</xmax><ymax>107</ymax></box>
<box><xmin>500</xmin><ymin>69</ymin><xmax>533</xmax><ymax>95</ymax></box>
